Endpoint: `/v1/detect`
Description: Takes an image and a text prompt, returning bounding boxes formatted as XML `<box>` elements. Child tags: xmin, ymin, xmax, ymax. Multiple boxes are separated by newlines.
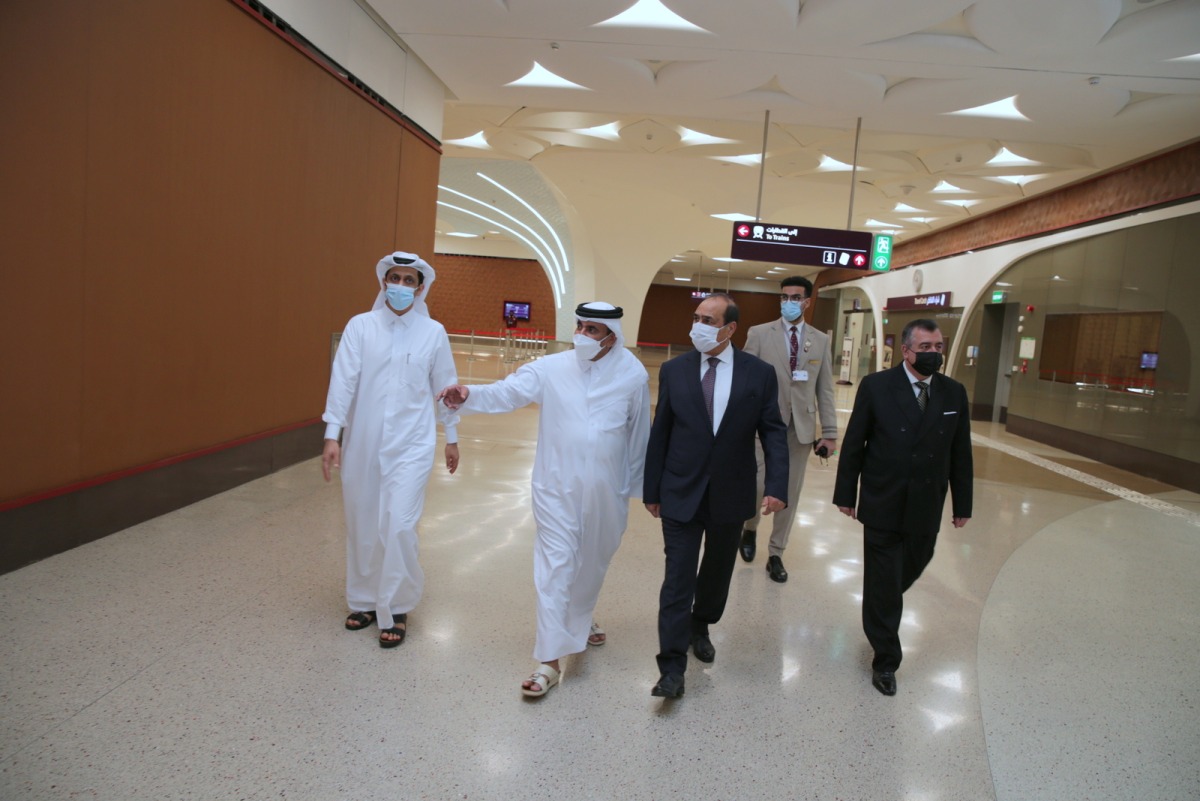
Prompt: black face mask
<box><xmin>911</xmin><ymin>351</ymin><xmax>943</xmax><ymax>376</ymax></box>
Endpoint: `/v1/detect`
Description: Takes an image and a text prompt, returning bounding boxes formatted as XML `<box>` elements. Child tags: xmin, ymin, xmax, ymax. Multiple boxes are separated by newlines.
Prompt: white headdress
<box><xmin>575</xmin><ymin>301</ymin><xmax>625</xmax><ymax>349</ymax></box>
<box><xmin>372</xmin><ymin>251</ymin><xmax>436</xmax><ymax>316</ymax></box>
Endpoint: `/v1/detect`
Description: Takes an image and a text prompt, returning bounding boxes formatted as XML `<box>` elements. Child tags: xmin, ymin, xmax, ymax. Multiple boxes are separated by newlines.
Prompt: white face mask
<box><xmin>689</xmin><ymin>321</ymin><xmax>725</xmax><ymax>354</ymax></box>
<box><xmin>573</xmin><ymin>332</ymin><xmax>608</xmax><ymax>363</ymax></box>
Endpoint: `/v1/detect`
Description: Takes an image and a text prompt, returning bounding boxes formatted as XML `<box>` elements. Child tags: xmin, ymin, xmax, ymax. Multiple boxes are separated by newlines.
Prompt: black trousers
<box><xmin>656</xmin><ymin>503</ymin><xmax>742</xmax><ymax>676</ymax></box>
<box><xmin>862</xmin><ymin>525</ymin><xmax>938</xmax><ymax>672</ymax></box>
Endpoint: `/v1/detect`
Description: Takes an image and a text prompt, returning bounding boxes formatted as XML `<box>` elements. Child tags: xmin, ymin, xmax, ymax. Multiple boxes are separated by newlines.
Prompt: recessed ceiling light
<box><xmin>572</xmin><ymin>122</ymin><xmax>623</xmax><ymax>139</ymax></box>
<box><xmin>947</xmin><ymin>95</ymin><xmax>1029</xmax><ymax>121</ymax></box>
<box><xmin>506</xmin><ymin>62</ymin><xmax>589</xmax><ymax>90</ymax></box>
<box><xmin>817</xmin><ymin>155</ymin><xmax>854</xmax><ymax>171</ymax></box>
<box><xmin>987</xmin><ymin>147</ymin><xmax>1040</xmax><ymax>166</ymax></box>
<box><xmin>593</xmin><ymin>0</ymin><xmax>711</xmax><ymax>32</ymax></box>
<box><xmin>674</xmin><ymin>276</ymin><xmax>693</xmax><ymax>282</ymax></box>
<box><xmin>711</xmin><ymin>257</ymin><xmax>743</xmax><ymax>262</ymax></box>
<box><xmin>712</xmin><ymin>154</ymin><xmax>762</xmax><ymax>166</ymax></box>
<box><xmin>992</xmin><ymin>174</ymin><xmax>1048</xmax><ymax>185</ymax></box>
<box><xmin>894</xmin><ymin>203</ymin><xmax>923</xmax><ymax>213</ymax></box>
<box><xmin>931</xmin><ymin>181</ymin><xmax>966</xmax><ymax>193</ymax></box>
<box><xmin>445</xmin><ymin>132</ymin><xmax>491</xmax><ymax>149</ymax></box>
<box><xmin>939</xmin><ymin>199</ymin><xmax>980</xmax><ymax>207</ymax></box>
<box><xmin>444</xmin><ymin>232</ymin><xmax>478</xmax><ymax>238</ymax></box>
<box><xmin>710</xmin><ymin>213</ymin><xmax>754</xmax><ymax>222</ymax></box>
<box><xmin>678</xmin><ymin>127</ymin><xmax>738</xmax><ymax>146</ymax></box>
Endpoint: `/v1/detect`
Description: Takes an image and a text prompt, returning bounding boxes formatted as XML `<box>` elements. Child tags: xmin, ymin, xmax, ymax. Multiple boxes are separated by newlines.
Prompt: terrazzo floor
<box><xmin>2</xmin><ymin>351</ymin><xmax>1197</xmax><ymax>800</ymax></box>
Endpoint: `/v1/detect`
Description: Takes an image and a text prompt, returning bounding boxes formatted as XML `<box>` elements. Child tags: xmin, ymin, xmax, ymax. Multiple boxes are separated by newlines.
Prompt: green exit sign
<box><xmin>991</xmin><ymin>290</ymin><xmax>1007</xmax><ymax>303</ymax></box>
<box><xmin>871</xmin><ymin>234</ymin><xmax>893</xmax><ymax>271</ymax></box>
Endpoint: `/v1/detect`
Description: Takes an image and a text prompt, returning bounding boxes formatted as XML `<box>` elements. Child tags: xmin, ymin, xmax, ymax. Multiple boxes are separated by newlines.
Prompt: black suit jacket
<box><xmin>644</xmin><ymin>347</ymin><xmax>789</xmax><ymax>524</ymax></box>
<box><xmin>833</xmin><ymin>365</ymin><xmax>972</xmax><ymax>535</ymax></box>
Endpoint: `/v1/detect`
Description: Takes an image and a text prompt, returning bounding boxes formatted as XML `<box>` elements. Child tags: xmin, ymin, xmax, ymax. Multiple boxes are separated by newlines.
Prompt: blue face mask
<box><xmin>385</xmin><ymin>284</ymin><xmax>415</xmax><ymax>311</ymax></box>
<box><xmin>781</xmin><ymin>300</ymin><xmax>804</xmax><ymax>322</ymax></box>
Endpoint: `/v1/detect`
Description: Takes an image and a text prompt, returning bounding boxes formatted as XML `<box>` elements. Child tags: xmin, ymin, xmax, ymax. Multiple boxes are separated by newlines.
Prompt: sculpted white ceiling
<box><xmin>367</xmin><ymin>0</ymin><xmax>1200</xmax><ymax>299</ymax></box>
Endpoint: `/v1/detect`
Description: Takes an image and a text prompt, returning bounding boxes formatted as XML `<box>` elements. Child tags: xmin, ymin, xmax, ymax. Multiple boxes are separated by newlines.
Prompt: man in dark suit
<box><xmin>833</xmin><ymin>318</ymin><xmax>972</xmax><ymax>697</ymax></box>
<box><xmin>643</xmin><ymin>293</ymin><xmax>789</xmax><ymax>699</ymax></box>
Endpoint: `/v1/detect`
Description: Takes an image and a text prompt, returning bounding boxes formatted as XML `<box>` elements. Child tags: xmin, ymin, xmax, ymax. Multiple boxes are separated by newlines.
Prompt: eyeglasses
<box><xmin>779</xmin><ymin>294</ymin><xmax>808</xmax><ymax>302</ymax></box>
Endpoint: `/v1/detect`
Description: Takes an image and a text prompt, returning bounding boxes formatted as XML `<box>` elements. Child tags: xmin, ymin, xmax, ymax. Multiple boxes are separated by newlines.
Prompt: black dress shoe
<box><xmin>651</xmin><ymin>673</ymin><xmax>685</xmax><ymax>698</ymax></box>
<box><xmin>871</xmin><ymin>669</ymin><xmax>897</xmax><ymax>696</ymax></box>
<box><xmin>691</xmin><ymin>633</ymin><xmax>715</xmax><ymax>663</ymax></box>
<box><xmin>739</xmin><ymin>529</ymin><xmax>756</xmax><ymax>562</ymax></box>
<box><xmin>766</xmin><ymin>555</ymin><xmax>788</xmax><ymax>583</ymax></box>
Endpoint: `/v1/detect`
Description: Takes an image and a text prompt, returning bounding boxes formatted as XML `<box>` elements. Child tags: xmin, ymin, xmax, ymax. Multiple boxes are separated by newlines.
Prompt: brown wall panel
<box><xmin>396</xmin><ymin>128</ymin><xmax>441</xmax><ymax>259</ymax></box>
<box><xmin>0</xmin><ymin>1</ymin><xmax>89</xmax><ymax>499</ymax></box>
<box><xmin>0</xmin><ymin>0</ymin><xmax>441</xmax><ymax>503</ymax></box>
<box><xmin>637</xmin><ymin>285</ymin><xmax>790</xmax><ymax>348</ymax></box>
<box><xmin>427</xmin><ymin>254</ymin><xmax>556</xmax><ymax>335</ymax></box>
<box><xmin>878</xmin><ymin>142</ymin><xmax>1198</xmax><ymax>275</ymax></box>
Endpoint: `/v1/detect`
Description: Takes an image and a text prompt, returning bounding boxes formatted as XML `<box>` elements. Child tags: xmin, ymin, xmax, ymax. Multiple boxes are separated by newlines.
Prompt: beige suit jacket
<box><xmin>743</xmin><ymin>318</ymin><xmax>838</xmax><ymax>443</ymax></box>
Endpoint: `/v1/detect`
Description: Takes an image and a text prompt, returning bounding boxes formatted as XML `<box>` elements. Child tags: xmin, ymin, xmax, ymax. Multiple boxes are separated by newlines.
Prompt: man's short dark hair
<box><xmin>902</xmin><ymin>318</ymin><xmax>940</xmax><ymax>347</ymax></box>
<box><xmin>707</xmin><ymin>292</ymin><xmax>739</xmax><ymax>325</ymax></box>
<box><xmin>780</xmin><ymin>275</ymin><xmax>813</xmax><ymax>297</ymax></box>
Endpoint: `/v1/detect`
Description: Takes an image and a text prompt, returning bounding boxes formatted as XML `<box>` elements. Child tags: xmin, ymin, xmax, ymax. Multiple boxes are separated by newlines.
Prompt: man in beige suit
<box><xmin>740</xmin><ymin>276</ymin><xmax>838</xmax><ymax>583</ymax></box>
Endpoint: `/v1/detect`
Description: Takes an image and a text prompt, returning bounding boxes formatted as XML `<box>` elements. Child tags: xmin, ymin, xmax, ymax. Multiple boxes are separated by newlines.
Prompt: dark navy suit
<box><xmin>833</xmin><ymin>364</ymin><xmax>973</xmax><ymax>672</ymax></box>
<box><xmin>644</xmin><ymin>347</ymin><xmax>788</xmax><ymax>676</ymax></box>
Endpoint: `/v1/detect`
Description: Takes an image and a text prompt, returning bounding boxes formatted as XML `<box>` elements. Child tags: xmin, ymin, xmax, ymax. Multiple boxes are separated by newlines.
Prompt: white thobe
<box><xmin>322</xmin><ymin>307</ymin><xmax>458</xmax><ymax>631</ymax></box>
<box><xmin>463</xmin><ymin>348</ymin><xmax>650</xmax><ymax>661</ymax></box>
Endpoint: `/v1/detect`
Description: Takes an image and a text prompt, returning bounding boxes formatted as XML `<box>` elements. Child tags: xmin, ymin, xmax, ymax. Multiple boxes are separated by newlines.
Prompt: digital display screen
<box><xmin>1140</xmin><ymin>351</ymin><xmax>1158</xmax><ymax>369</ymax></box>
<box><xmin>504</xmin><ymin>301</ymin><xmax>530</xmax><ymax>320</ymax></box>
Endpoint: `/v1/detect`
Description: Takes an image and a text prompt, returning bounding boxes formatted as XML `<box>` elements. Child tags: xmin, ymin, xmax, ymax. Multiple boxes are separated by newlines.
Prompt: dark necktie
<box><xmin>702</xmin><ymin>357</ymin><xmax>719</xmax><ymax>426</ymax></box>
<box><xmin>916</xmin><ymin>381</ymin><xmax>929</xmax><ymax>413</ymax></box>
<box><xmin>789</xmin><ymin>326</ymin><xmax>799</xmax><ymax>374</ymax></box>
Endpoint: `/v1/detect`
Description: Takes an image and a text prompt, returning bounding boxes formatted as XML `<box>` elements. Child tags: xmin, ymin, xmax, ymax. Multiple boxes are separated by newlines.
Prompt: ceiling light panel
<box><xmin>594</xmin><ymin>0</ymin><xmax>712</xmax><ymax>33</ymax></box>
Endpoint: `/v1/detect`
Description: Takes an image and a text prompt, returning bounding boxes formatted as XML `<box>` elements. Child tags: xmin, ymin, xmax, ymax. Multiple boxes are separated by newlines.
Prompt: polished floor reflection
<box><xmin>1</xmin><ymin>350</ymin><xmax>1197</xmax><ymax>800</ymax></box>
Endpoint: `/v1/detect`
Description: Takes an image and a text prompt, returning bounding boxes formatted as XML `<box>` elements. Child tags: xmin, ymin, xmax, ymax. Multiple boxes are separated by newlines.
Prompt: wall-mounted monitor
<box><xmin>504</xmin><ymin>301</ymin><xmax>531</xmax><ymax>321</ymax></box>
<box><xmin>1140</xmin><ymin>351</ymin><xmax>1159</xmax><ymax>370</ymax></box>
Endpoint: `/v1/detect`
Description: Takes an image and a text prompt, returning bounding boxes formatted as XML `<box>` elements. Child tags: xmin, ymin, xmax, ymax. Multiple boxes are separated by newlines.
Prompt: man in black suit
<box><xmin>833</xmin><ymin>318</ymin><xmax>972</xmax><ymax>697</ymax></box>
<box><xmin>643</xmin><ymin>293</ymin><xmax>789</xmax><ymax>699</ymax></box>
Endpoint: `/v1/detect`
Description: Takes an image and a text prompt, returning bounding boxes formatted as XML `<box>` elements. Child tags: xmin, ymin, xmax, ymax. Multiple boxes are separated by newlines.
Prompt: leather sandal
<box><xmin>379</xmin><ymin>613</ymin><xmax>407</xmax><ymax>648</ymax></box>
<box><xmin>587</xmin><ymin>623</ymin><xmax>606</xmax><ymax>647</ymax></box>
<box><xmin>521</xmin><ymin>663</ymin><xmax>560</xmax><ymax>697</ymax></box>
<box><xmin>345</xmin><ymin>610</ymin><xmax>377</xmax><ymax>631</ymax></box>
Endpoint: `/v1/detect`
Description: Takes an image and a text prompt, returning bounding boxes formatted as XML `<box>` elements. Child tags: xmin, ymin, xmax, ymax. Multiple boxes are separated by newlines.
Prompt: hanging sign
<box><xmin>731</xmin><ymin>221</ymin><xmax>873</xmax><ymax>269</ymax></box>
<box><xmin>886</xmin><ymin>292</ymin><xmax>953</xmax><ymax>311</ymax></box>
<box><xmin>871</xmin><ymin>234</ymin><xmax>893</xmax><ymax>271</ymax></box>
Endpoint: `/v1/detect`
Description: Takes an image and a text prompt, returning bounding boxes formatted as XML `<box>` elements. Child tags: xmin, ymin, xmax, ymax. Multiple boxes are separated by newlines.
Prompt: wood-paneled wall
<box><xmin>426</xmin><ymin>254</ymin><xmax>556</xmax><ymax>336</ymax></box>
<box><xmin>636</xmin><ymin>285</ymin><xmax>796</xmax><ymax>348</ymax></box>
<box><xmin>1041</xmin><ymin>311</ymin><xmax>1162</xmax><ymax>388</ymax></box>
<box><xmin>0</xmin><ymin>0</ymin><xmax>440</xmax><ymax>504</ymax></box>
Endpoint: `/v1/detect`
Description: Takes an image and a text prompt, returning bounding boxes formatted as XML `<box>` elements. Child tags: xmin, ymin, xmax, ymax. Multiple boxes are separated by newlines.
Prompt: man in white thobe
<box><xmin>322</xmin><ymin>252</ymin><xmax>460</xmax><ymax>648</ymax></box>
<box><xmin>438</xmin><ymin>302</ymin><xmax>650</xmax><ymax>696</ymax></box>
